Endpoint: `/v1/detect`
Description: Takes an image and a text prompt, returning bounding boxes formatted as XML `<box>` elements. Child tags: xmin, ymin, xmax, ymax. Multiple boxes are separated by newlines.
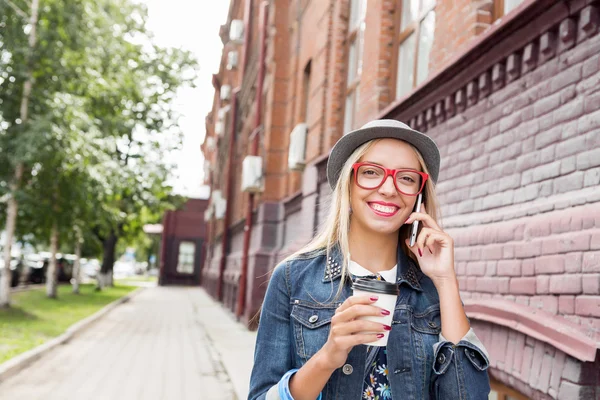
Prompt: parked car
<box><xmin>25</xmin><ymin>254</ymin><xmax>46</xmax><ymax>284</ymax></box>
<box><xmin>9</xmin><ymin>259</ymin><xmax>23</xmax><ymax>287</ymax></box>
<box><xmin>57</xmin><ymin>255</ymin><xmax>75</xmax><ymax>282</ymax></box>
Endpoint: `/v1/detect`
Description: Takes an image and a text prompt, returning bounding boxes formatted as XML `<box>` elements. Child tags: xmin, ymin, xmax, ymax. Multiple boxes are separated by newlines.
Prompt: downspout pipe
<box><xmin>237</xmin><ymin>0</ymin><xmax>268</xmax><ymax>318</ymax></box>
<box><xmin>217</xmin><ymin>89</ymin><xmax>239</xmax><ymax>301</ymax></box>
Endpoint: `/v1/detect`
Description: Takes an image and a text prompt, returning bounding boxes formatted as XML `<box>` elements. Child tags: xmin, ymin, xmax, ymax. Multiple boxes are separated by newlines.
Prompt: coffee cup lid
<box><xmin>352</xmin><ymin>278</ymin><xmax>399</xmax><ymax>295</ymax></box>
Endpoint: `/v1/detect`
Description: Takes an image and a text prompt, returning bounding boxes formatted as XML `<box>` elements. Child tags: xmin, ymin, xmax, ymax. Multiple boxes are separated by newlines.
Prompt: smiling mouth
<box><xmin>368</xmin><ymin>202</ymin><xmax>400</xmax><ymax>217</ymax></box>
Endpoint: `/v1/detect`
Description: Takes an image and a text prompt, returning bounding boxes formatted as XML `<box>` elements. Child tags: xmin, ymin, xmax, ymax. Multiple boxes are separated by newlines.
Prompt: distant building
<box><xmin>159</xmin><ymin>198</ymin><xmax>209</xmax><ymax>286</ymax></box>
<box><xmin>203</xmin><ymin>1</ymin><xmax>600</xmax><ymax>398</ymax></box>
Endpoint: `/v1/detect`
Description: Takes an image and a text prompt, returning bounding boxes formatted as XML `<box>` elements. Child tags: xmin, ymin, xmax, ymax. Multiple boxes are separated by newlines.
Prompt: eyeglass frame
<box><xmin>351</xmin><ymin>162</ymin><xmax>429</xmax><ymax>196</ymax></box>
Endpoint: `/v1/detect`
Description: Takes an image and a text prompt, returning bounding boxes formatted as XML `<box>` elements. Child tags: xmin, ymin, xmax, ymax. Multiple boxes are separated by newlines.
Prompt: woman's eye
<box><xmin>399</xmin><ymin>175</ymin><xmax>416</xmax><ymax>183</ymax></box>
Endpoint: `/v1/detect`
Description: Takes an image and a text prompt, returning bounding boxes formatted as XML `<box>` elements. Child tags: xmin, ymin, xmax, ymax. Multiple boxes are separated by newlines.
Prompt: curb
<box><xmin>0</xmin><ymin>286</ymin><xmax>145</xmax><ymax>384</ymax></box>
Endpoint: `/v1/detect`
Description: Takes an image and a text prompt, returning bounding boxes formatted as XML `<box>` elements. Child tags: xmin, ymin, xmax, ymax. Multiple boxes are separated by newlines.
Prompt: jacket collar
<box><xmin>322</xmin><ymin>243</ymin><xmax>423</xmax><ymax>291</ymax></box>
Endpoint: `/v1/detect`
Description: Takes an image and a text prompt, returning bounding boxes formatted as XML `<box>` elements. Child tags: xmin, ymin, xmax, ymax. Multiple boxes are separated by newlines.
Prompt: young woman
<box><xmin>248</xmin><ymin>119</ymin><xmax>490</xmax><ymax>400</ymax></box>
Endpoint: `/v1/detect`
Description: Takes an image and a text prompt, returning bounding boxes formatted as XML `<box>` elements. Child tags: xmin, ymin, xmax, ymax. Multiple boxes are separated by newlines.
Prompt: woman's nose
<box><xmin>378</xmin><ymin>175</ymin><xmax>397</xmax><ymax>195</ymax></box>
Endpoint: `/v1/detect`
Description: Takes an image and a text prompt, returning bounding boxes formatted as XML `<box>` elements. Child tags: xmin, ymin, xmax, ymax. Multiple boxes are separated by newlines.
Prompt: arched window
<box><xmin>494</xmin><ymin>0</ymin><xmax>526</xmax><ymax>20</ymax></box>
<box><xmin>394</xmin><ymin>0</ymin><xmax>436</xmax><ymax>100</ymax></box>
<box><xmin>343</xmin><ymin>0</ymin><xmax>367</xmax><ymax>133</ymax></box>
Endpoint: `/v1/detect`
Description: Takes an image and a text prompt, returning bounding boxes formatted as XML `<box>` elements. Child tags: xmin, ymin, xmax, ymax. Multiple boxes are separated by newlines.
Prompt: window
<box><xmin>489</xmin><ymin>378</ymin><xmax>529</xmax><ymax>400</ymax></box>
<box><xmin>394</xmin><ymin>0</ymin><xmax>436</xmax><ymax>100</ymax></box>
<box><xmin>494</xmin><ymin>0</ymin><xmax>526</xmax><ymax>19</ymax></box>
<box><xmin>176</xmin><ymin>241</ymin><xmax>196</xmax><ymax>274</ymax></box>
<box><xmin>343</xmin><ymin>0</ymin><xmax>367</xmax><ymax>134</ymax></box>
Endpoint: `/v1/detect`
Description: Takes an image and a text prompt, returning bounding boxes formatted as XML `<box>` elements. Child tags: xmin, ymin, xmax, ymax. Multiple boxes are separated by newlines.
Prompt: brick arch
<box><xmin>466</xmin><ymin>298</ymin><xmax>597</xmax><ymax>357</ymax></box>
<box><xmin>470</xmin><ymin>312</ymin><xmax>599</xmax><ymax>399</ymax></box>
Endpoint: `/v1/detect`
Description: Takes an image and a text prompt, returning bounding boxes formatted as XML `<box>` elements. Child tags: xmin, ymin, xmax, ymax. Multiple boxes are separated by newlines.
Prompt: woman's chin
<box><xmin>364</xmin><ymin>219</ymin><xmax>402</xmax><ymax>235</ymax></box>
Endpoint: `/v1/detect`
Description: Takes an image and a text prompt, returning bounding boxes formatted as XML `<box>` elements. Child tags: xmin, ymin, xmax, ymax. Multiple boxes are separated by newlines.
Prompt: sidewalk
<box><xmin>0</xmin><ymin>286</ymin><xmax>257</xmax><ymax>400</ymax></box>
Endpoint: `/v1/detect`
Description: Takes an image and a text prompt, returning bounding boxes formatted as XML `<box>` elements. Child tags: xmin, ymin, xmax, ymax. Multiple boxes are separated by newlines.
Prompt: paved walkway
<box><xmin>0</xmin><ymin>286</ymin><xmax>257</xmax><ymax>400</ymax></box>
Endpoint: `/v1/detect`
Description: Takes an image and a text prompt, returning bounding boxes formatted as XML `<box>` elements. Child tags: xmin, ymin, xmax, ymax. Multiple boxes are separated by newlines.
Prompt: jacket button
<box><xmin>342</xmin><ymin>364</ymin><xmax>353</xmax><ymax>375</ymax></box>
<box><xmin>309</xmin><ymin>315</ymin><xmax>319</xmax><ymax>323</ymax></box>
<box><xmin>437</xmin><ymin>353</ymin><xmax>446</xmax><ymax>364</ymax></box>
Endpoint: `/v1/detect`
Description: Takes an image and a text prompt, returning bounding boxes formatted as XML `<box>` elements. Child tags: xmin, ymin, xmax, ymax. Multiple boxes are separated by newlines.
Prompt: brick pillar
<box><xmin>243</xmin><ymin>202</ymin><xmax>281</xmax><ymax>327</ymax></box>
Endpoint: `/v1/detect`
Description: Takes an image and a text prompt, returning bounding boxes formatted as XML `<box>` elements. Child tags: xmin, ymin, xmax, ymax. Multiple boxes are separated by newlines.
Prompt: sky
<box><xmin>142</xmin><ymin>0</ymin><xmax>231</xmax><ymax>199</ymax></box>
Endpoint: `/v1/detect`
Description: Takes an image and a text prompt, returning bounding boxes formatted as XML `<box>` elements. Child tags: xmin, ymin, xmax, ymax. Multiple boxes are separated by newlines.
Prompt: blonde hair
<box><xmin>284</xmin><ymin>138</ymin><xmax>441</xmax><ymax>298</ymax></box>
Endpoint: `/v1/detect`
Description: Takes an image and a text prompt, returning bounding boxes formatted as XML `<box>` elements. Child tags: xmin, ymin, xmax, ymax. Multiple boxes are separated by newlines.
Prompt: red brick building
<box><xmin>158</xmin><ymin>199</ymin><xmax>208</xmax><ymax>285</ymax></box>
<box><xmin>202</xmin><ymin>0</ymin><xmax>600</xmax><ymax>398</ymax></box>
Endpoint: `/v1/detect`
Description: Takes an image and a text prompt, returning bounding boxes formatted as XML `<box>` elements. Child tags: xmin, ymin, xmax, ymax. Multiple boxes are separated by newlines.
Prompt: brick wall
<box><xmin>383</xmin><ymin>2</ymin><xmax>600</xmax><ymax>397</ymax></box>
<box><xmin>430</xmin><ymin>0</ymin><xmax>495</xmax><ymax>74</ymax></box>
<box><xmin>204</xmin><ymin>1</ymin><xmax>600</xmax><ymax>397</ymax></box>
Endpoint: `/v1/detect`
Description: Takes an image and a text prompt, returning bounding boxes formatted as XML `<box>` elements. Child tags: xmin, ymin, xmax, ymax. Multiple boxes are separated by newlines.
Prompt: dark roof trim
<box><xmin>380</xmin><ymin>0</ymin><xmax>596</xmax><ymax>125</ymax></box>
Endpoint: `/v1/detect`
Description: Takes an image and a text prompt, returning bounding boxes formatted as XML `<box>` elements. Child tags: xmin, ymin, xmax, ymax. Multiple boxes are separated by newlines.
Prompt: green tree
<box><xmin>0</xmin><ymin>0</ymin><xmax>198</xmax><ymax>303</ymax></box>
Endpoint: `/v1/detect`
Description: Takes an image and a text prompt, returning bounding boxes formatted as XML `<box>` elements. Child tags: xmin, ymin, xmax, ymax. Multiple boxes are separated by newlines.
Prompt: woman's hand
<box><xmin>317</xmin><ymin>295</ymin><xmax>389</xmax><ymax>371</ymax></box>
<box><xmin>404</xmin><ymin>204</ymin><xmax>457</xmax><ymax>287</ymax></box>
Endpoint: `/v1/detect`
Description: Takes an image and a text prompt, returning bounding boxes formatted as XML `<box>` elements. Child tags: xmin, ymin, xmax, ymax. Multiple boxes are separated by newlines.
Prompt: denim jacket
<box><xmin>248</xmin><ymin>245</ymin><xmax>491</xmax><ymax>400</ymax></box>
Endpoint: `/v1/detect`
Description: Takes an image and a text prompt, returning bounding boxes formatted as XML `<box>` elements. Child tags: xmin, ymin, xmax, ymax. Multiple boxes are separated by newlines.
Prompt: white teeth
<box><xmin>371</xmin><ymin>204</ymin><xmax>397</xmax><ymax>214</ymax></box>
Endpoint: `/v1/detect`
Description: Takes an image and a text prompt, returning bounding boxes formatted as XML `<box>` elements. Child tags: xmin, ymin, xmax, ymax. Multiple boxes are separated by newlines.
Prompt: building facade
<box><xmin>158</xmin><ymin>198</ymin><xmax>208</xmax><ymax>285</ymax></box>
<box><xmin>202</xmin><ymin>0</ymin><xmax>600</xmax><ymax>398</ymax></box>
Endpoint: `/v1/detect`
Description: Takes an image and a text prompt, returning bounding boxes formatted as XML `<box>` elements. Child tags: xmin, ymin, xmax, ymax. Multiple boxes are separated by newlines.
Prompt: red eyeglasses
<box><xmin>352</xmin><ymin>162</ymin><xmax>428</xmax><ymax>196</ymax></box>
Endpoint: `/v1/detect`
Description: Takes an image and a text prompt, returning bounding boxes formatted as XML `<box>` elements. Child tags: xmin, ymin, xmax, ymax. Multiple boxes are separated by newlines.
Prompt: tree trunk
<box><xmin>0</xmin><ymin>0</ymin><xmax>40</xmax><ymax>308</ymax></box>
<box><xmin>46</xmin><ymin>223</ymin><xmax>58</xmax><ymax>298</ymax></box>
<box><xmin>72</xmin><ymin>227</ymin><xmax>82</xmax><ymax>294</ymax></box>
<box><xmin>97</xmin><ymin>230</ymin><xmax>117</xmax><ymax>290</ymax></box>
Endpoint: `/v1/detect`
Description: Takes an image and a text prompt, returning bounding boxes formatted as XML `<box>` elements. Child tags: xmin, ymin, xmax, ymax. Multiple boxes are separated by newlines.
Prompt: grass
<box><xmin>0</xmin><ymin>283</ymin><xmax>137</xmax><ymax>364</ymax></box>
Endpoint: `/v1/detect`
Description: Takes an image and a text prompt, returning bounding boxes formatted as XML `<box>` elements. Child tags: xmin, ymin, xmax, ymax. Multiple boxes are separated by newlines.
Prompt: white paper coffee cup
<box><xmin>352</xmin><ymin>278</ymin><xmax>399</xmax><ymax>346</ymax></box>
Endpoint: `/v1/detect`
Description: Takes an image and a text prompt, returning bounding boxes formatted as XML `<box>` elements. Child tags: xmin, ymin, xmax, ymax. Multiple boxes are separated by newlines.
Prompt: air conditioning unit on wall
<box><xmin>241</xmin><ymin>156</ymin><xmax>264</xmax><ymax>193</ymax></box>
<box><xmin>220</xmin><ymin>84</ymin><xmax>231</xmax><ymax>101</ymax></box>
<box><xmin>227</xmin><ymin>51</ymin><xmax>239</xmax><ymax>70</ymax></box>
<box><xmin>212</xmin><ymin>190</ymin><xmax>227</xmax><ymax>219</ymax></box>
<box><xmin>204</xmin><ymin>205</ymin><xmax>213</xmax><ymax>222</ymax></box>
<box><xmin>205</xmin><ymin>136</ymin><xmax>216</xmax><ymax>151</ymax></box>
<box><xmin>215</xmin><ymin>121</ymin><xmax>224</xmax><ymax>136</ymax></box>
<box><xmin>229</xmin><ymin>20</ymin><xmax>244</xmax><ymax>43</ymax></box>
<box><xmin>288</xmin><ymin>123</ymin><xmax>308</xmax><ymax>171</ymax></box>
<box><xmin>218</xmin><ymin>105</ymin><xmax>230</xmax><ymax>121</ymax></box>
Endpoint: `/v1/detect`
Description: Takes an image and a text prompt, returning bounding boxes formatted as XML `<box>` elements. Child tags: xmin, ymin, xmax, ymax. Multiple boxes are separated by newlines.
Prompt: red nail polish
<box><xmin>370</xmin><ymin>296</ymin><xmax>379</xmax><ymax>301</ymax></box>
<box><xmin>381</xmin><ymin>309</ymin><xmax>390</xmax><ymax>316</ymax></box>
<box><xmin>383</xmin><ymin>325</ymin><xmax>392</xmax><ymax>331</ymax></box>
<box><xmin>377</xmin><ymin>333</ymin><xmax>385</xmax><ymax>338</ymax></box>
<box><xmin>418</xmin><ymin>248</ymin><xmax>423</xmax><ymax>257</ymax></box>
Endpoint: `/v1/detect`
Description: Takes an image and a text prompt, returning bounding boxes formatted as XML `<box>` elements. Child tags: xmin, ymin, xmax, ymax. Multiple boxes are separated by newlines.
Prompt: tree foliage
<box><xmin>0</xmin><ymin>0</ymin><xmax>198</xmax><ymax>296</ymax></box>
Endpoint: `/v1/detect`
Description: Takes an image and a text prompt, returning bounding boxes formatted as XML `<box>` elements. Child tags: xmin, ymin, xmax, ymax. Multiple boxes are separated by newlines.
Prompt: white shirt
<box><xmin>347</xmin><ymin>258</ymin><xmax>397</xmax><ymax>282</ymax></box>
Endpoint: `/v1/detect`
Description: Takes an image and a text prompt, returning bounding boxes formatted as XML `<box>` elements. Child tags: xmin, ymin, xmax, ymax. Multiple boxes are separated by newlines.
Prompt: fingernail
<box><xmin>381</xmin><ymin>309</ymin><xmax>390</xmax><ymax>316</ymax></box>
<box><xmin>370</xmin><ymin>296</ymin><xmax>379</xmax><ymax>301</ymax></box>
<box><xmin>404</xmin><ymin>218</ymin><xmax>410</xmax><ymax>224</ymax></box>
<box><xmin>429</xmin><ymin>248</ymin><xmax>433</xmax><ymax>254</ymax></box>
<box><xmin>383</xmin><ymin>325</ymin><xmax>391</xmax><ymax>331</ymax></box>
<box><xmin>418</xmin><ymin>248</ymin><xmax>423</xmax><ymax>257</ymax></box>
<box><xmin>377</xmin><ymin>333</ymin><xmax>385</xmax><ymax>338</ymax></box>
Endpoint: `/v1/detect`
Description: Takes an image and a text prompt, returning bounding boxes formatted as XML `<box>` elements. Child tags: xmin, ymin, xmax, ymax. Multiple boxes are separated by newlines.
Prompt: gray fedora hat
<box><xmin>327</xmin><ymin>119</ymin><xmax>440</xmax><ymax>189</ymax></box>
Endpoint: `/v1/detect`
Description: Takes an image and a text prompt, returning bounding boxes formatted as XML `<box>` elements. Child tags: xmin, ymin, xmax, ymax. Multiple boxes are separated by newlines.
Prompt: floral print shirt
<box><xmin>363</xmin><ymin>347</ymin><xmax>392</xmax><ymax>400</ymax></box>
